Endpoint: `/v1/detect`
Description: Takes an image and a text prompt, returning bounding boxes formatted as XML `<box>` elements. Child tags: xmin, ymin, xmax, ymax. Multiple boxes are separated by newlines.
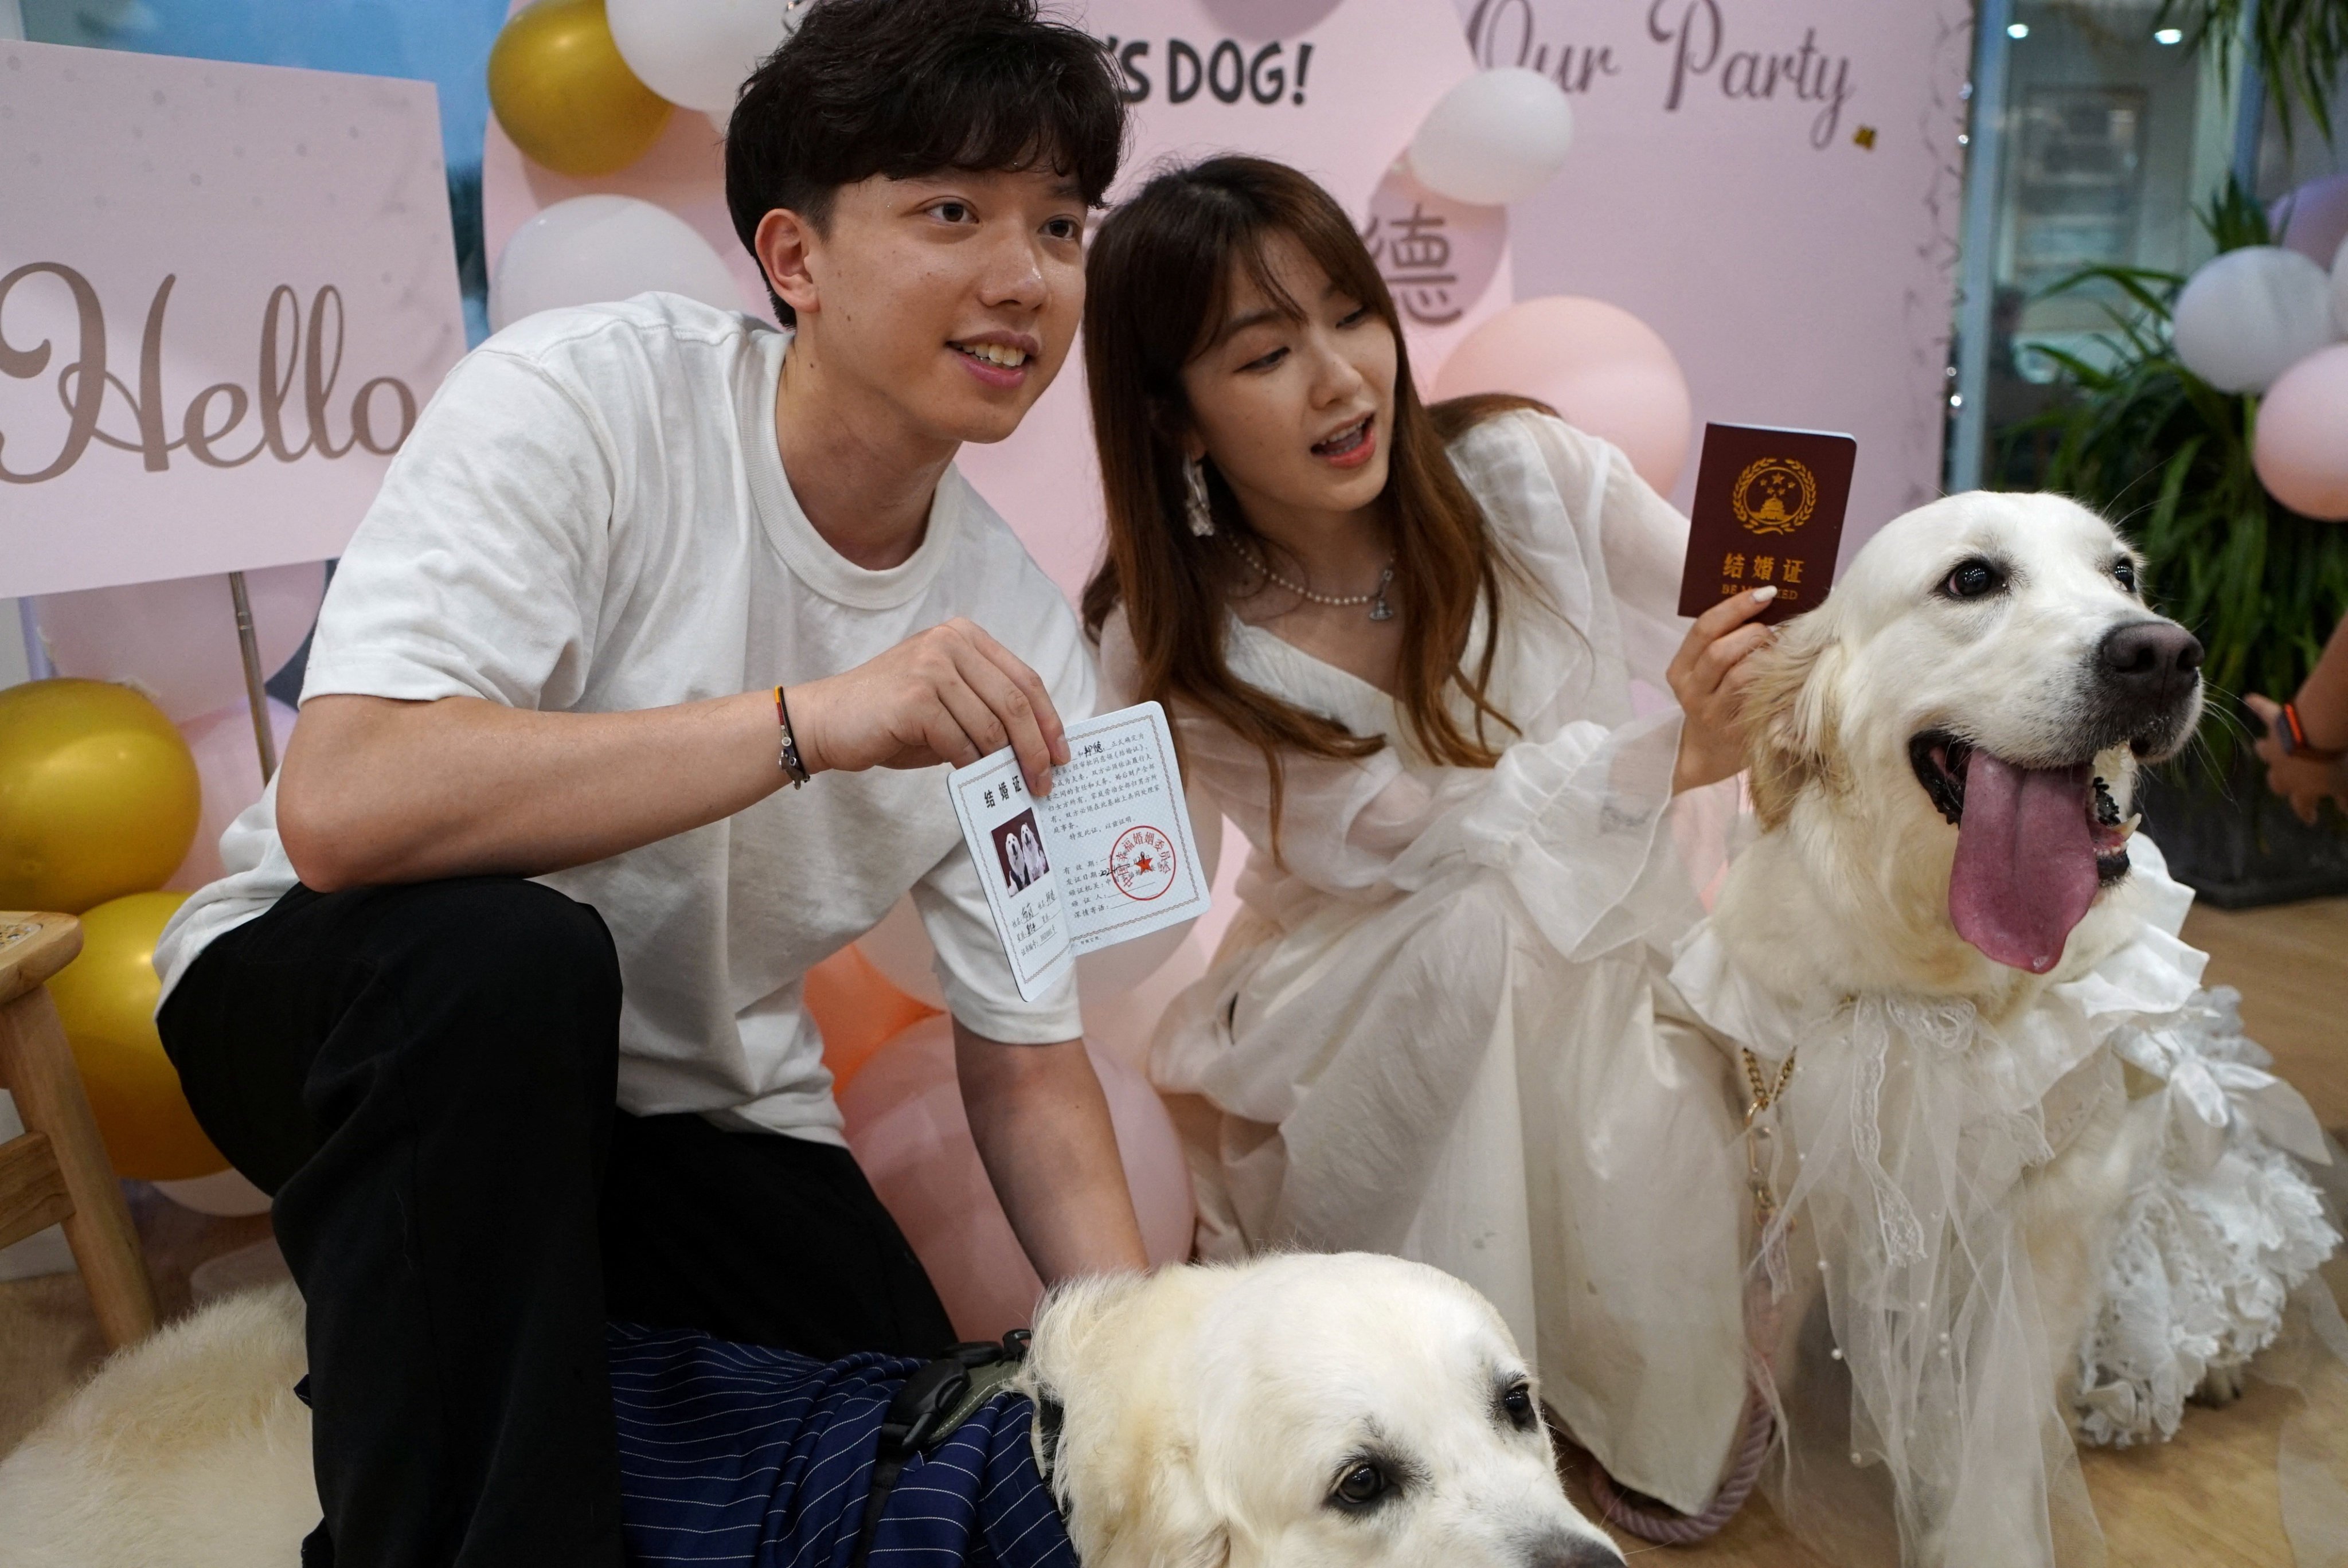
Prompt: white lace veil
<box><xmin>1677</xmin><ymin>848</ymin><xmax>2346</xmax><ymax>1567</ymax></box>
<box><xmin>1750</xmin><ymin>991</ymin><xmax>2116</xmax><ymax>1566</ymax></box>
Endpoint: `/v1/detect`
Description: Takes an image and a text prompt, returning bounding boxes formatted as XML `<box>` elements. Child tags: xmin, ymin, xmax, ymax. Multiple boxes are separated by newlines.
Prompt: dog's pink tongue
<box><xmin>1947</xmin><ymin>751</ymin><xmax>2097</xmax><ymax>974</ymax></box>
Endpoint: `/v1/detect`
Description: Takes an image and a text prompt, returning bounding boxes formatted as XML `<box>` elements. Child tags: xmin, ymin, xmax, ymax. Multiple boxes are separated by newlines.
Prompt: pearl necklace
<box><xmin>1230</xmin><ymin>539</ymin><xmax>1397</xmax><ymax>621</ymax></box>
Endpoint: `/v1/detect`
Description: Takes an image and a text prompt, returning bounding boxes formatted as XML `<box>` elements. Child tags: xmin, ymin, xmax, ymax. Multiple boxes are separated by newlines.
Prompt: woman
<box><xmin>1080</xmin><ymin>156</ymin><xmax>1772</xmax><ymax>1518</ymax></box>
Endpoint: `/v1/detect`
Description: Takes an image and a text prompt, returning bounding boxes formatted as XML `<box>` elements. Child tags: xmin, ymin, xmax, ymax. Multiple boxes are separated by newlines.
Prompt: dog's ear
<box><xmin>1024</xmin><ymin>1270</ymin><xmax>1236</xmax><ymax>1568</ymax></box>
<box><xmin>1740</xmin><ymin>609</ymin><xmax>1848</xmax><ymax>830</ymax></box>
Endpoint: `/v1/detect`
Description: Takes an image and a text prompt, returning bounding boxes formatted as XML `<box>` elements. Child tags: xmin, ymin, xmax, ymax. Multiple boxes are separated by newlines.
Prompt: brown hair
<box><xmin>1079</xmin><ymin>155</ymin><xmax>1546</xmax><ymax>840</ymax></box>
<box><xmin>726</xmin><ymin>0</ymin><xmax>1125</xmax><ymax>325</ymax></box>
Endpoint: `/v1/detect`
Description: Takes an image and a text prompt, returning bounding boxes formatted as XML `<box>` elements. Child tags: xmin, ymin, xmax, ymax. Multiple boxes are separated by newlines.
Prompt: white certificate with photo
<box><xmin>946</xmin><ymin>701</ymin><xmax>1212</xmax><ymax>1001</ymax></box>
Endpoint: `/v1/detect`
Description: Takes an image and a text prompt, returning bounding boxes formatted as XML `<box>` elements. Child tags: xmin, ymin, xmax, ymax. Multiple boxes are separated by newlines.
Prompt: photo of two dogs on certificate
<box><xmin>5</xmin><ymin>436</ymin><xmax>2343</xmax><ymax>1568</ymax></box>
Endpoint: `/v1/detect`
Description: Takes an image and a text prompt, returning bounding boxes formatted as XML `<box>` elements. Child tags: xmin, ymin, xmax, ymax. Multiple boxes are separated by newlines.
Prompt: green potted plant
<box><xmin>2165</xmin><ymin>0</ymin><xmax>2348</xmax><ymax>147</ymax></box>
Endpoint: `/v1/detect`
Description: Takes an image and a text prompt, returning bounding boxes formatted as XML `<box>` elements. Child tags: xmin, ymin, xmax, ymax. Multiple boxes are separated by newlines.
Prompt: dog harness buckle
<box><xmin>847</xmin><ymin>1332</ymin><xmax>1034</xmax><ymax>1568</ymax></box>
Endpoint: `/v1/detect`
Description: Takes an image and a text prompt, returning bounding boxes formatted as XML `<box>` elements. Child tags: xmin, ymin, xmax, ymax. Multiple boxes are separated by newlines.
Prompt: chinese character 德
<box><xmin>1362</xmin><ymin>204</ymin><xmax>1462</xmax><ymax>326</ymax></box>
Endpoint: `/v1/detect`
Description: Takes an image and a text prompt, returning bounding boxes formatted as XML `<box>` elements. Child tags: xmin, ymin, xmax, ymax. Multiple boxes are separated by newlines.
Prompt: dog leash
<box><xmin>845</xmin><ymin>1330</ymin><xmax>1034</xmax><ymax>1568</ymax></box>
<box><xmin>1582</xmin><ymin>1046</ymin><xmax>1795</xmax><ymax>1545</ymax></box>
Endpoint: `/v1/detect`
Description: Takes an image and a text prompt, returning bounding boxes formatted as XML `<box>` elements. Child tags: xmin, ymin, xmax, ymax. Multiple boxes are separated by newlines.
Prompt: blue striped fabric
<box><xmin>608</xmin><ymin>1324</ymin><xmax>1078</xmax><ymax>1568</ymax></box>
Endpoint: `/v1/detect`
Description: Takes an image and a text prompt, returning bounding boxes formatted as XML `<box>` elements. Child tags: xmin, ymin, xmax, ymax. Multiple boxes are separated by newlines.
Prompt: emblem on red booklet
<box><xmin>1730</xmin><ymin>457</ymin><xmax>1819</xmax><ymax>535</ymax></box>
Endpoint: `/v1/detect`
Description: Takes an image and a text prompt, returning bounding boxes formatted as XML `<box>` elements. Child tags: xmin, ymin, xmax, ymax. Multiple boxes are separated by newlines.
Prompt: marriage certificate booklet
<box><xmin>1675</xmin><ymin>423</ymin><xmax>1857</xmax><ymax>626</ymax></box>
<box><xmin>946</xmin><ymin>701</ymin><xmax>1212</xmax><ymax>1000</ymax></box>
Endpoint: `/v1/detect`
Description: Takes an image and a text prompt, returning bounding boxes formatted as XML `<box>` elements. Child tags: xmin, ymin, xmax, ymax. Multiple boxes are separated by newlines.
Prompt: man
<box><xmin>152</xmin><ymin>3</ymin><xmax>1143</xmax><ymax>1566</ymax></box>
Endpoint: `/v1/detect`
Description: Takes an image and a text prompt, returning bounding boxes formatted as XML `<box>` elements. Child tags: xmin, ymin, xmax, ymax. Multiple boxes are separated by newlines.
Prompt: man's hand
<box><xmin>2245</xmin><ymin>693</ymin><xmax>2348</xmax><ymax>826</ymax></box>
<box><xmin>1668</xmin><ymin>586</ymin><xmax>1777</xmax><ymax>793</ymax></box>
<box><xmin>789</xmin><ymin>618</ymin><xmax>1069</xmax><ymax>793</ymax></box>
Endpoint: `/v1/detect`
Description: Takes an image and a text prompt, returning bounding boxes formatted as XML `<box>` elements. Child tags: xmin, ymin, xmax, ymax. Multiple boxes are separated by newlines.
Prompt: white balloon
<box><xmin>2332</xmin><ymin>230</ymin><xmax>2348</xmax><ymax>337</ymax></box>
<box><xmin>2170</xmin><ymin>245</ymin><xmax>2339</xmax><ymax>394</ymax></box>
<box><xmin>1408</xmin><ymin>67</ymin><xmax>1575</xmax><ymax>207</ymax></box>
<box><xmin>608</xmin><ymin>0</ymin><xmax>803</xmax><ymax>116</ymax></box>
<box><xmin>489</xmin><ymin>195</ymin><xmax>744</xmax><ymax>332</ymax></box>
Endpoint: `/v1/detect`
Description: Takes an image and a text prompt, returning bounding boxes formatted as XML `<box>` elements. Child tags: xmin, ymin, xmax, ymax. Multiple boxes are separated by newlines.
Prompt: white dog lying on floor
<box><xmin>1666</xmin><ymin>491</ymin><xmax>2339</xmax><ymax>1566</ymax></box>
<box><xmin>0</xmin><ymin>1252</ymin><xmax>1628</xmax><ymax>1568</ymax></box>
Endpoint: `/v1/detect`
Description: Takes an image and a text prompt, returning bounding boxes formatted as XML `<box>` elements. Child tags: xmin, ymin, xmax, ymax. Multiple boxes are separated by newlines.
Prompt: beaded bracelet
<box><xmin>775</xmin><ymin>685</ymin><xmax>811</xmax><ymax>787</ymax></box>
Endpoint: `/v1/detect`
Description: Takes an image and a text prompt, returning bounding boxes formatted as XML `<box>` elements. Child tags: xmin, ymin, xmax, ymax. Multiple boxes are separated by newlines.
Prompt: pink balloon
<box><xmin>35</xmin><ymin>562</ymin><xmax>327</xmax><ymax>722</ymax></box>
<box><xmin>1430</xmin><ymin>296</ymin><xmax>1694</xmax><ymax>494</ymax></box>
<box><xmin>2254</xmin><ymin>343</ymin><xmax>2348</xmax><ymax>522</ymax></box>
<box><xmin>838</xmin><ymin>1015</ymin><xmax>1194</xmax><ymax>1342</ymax></box>
<box><xmin>2270</xmin><ymin>174</ymin><xmax>2348</xmax><ymax>269</ymax></box>
<box><xmin>168</xmin><ymin>698</ymin><xmax>300</xmax><ymax>891</ymax></box>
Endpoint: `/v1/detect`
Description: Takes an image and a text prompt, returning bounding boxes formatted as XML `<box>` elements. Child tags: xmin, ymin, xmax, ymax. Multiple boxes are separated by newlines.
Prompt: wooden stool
<box><xmin>0</xmin><ymin>912</ymin><xmax>158</xmax><ymax>1348</ymax></box>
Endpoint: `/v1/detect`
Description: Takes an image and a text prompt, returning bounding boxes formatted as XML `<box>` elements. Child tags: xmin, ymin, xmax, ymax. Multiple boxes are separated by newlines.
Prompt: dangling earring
<box><xmin>1185</xmin><ymin>458</ymin><xmax>1215</xmax><ymax>537</ymax></box>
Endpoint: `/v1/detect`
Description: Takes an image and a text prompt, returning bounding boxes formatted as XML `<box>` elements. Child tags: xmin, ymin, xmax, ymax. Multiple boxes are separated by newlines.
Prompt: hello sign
<box><xmin>0</xmin><ymin>41</ymin><xmax>464</xmax><ymax>598</ymax></box>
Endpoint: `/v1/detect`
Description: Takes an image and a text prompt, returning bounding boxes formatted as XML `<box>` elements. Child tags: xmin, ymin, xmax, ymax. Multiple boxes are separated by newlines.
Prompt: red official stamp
<box><xmin>1108</xmin><ymin>825</ymin><xmax>1176</xmax><ymax>901</ymax></box>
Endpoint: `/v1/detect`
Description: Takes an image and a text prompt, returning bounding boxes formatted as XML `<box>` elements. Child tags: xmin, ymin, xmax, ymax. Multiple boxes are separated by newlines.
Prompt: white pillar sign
<box><xmin>0</xmin><ymin>41</ymin><xmax>465</xmax><ymax>597</ymax></box>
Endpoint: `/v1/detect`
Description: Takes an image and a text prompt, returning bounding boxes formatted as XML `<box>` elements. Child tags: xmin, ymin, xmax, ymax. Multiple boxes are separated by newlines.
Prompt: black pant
<box><xmin>159</xmin><ymin>876</ymin><xmax>954</xmax><ymax>1568</ymax></box>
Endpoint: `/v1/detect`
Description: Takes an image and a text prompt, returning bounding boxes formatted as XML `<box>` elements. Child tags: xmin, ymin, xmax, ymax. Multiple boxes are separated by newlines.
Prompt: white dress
<box><xmin>1101</xmin><ymin>410</ymin><xmax>1756</xmax><ymax>1513</ymax></box>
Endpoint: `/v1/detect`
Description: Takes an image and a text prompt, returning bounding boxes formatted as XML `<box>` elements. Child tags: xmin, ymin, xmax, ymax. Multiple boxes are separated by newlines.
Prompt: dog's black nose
<box><xmin>2099</xmin><ymin>620</ymin><xmax>2202</xmax><ymax>703</ymax></box>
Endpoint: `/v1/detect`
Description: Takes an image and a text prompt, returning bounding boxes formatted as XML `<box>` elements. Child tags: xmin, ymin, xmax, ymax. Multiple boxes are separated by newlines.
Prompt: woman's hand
<box><xmin>2244</xmin><ymin>692</ymin><xmax>2348</xmax><ymax>826</ymax></box>
<box><xmin>1667</xmin><ymin>587</ymin><xmax>1777</xmax><ymax>794</ymax></box>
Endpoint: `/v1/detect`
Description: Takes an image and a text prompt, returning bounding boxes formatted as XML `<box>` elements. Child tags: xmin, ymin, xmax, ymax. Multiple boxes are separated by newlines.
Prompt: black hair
<box><xmin>726</xmin><ymin>0</ymin><xmax>1127</xmax><ymax>324</ymax></box>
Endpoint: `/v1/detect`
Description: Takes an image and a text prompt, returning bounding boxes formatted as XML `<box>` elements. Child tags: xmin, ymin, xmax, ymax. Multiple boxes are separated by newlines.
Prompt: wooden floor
<box><xmin>1</xmin><ymin>898</ymin><xmax>2343</xmax><ymax>1563</ymax></box>
<box><xmin>0</xmin><ymin>1186</ymin><xmax>272</xmax><ymax>1460</ymax></box>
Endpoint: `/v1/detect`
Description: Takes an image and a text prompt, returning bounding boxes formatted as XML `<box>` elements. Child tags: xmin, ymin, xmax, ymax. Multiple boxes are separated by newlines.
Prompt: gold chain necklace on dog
<box><xmin>1740</xmin><ymin>1047</ymin><xmax>1798</xmax><ymax>1229</ymax></box>
<box><xmin>1229</xmin><ymin>538</ymin><xmax>1396</xmax><ymax>621</ymax></box>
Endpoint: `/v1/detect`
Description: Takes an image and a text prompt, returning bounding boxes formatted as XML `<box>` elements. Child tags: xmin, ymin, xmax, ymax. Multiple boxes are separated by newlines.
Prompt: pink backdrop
<box><xmin>1468</xmin><ymin>0</ymin><xmax>1972</xmax><ymax>536</ymax></box>
<box><xmin>0</xmin><ymin>41</ymin><xmax>466</xmax><ymax>597</ymax></box>
<box><xmin>484</xmin><ymin>0</ymin><xmax>1967</xmax><ymax>593</ymax></box>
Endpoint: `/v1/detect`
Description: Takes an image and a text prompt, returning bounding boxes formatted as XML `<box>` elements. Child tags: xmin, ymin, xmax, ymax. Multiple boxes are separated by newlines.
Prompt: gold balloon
<box><xmin>0</xmin><ymin>678</ymin><xmax>200</xmax><ymax>915</ymax></box>
<box><xmin>490</xmin><ymin>0</ymin><xmax>674</xmax><ymax>178</ymax></box>
<box><xmin>46</xmin><ymin>890</ymin><xmax>227</xmax><ymax>1182</ymax></box>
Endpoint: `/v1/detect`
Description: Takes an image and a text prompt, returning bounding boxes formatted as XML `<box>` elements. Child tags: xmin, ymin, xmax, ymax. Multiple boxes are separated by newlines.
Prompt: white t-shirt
<box><xmin>154</xmin><ymin>294</ymin><xmax>1090</xmax><ymax>1144</ymax></box>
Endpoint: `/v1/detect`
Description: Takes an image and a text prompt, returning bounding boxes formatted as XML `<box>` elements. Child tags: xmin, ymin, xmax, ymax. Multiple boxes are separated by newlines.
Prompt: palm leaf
<box><xmin>2159</xmin><ymin>0</ymin><xmax>2348</xmax><ymax>147</ymax></box>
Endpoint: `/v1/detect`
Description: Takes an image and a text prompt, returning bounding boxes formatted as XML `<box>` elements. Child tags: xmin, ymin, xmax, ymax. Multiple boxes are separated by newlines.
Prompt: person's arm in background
<box><xmin>955</xmin><ymin>1026</ymin><xmax>1149</xmax><ymax>1281</ymax></box>
<box><xmin>2245</xmin><ymin>614</ymin><xmax>2348</xmax><ymax>826</ymax></box>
